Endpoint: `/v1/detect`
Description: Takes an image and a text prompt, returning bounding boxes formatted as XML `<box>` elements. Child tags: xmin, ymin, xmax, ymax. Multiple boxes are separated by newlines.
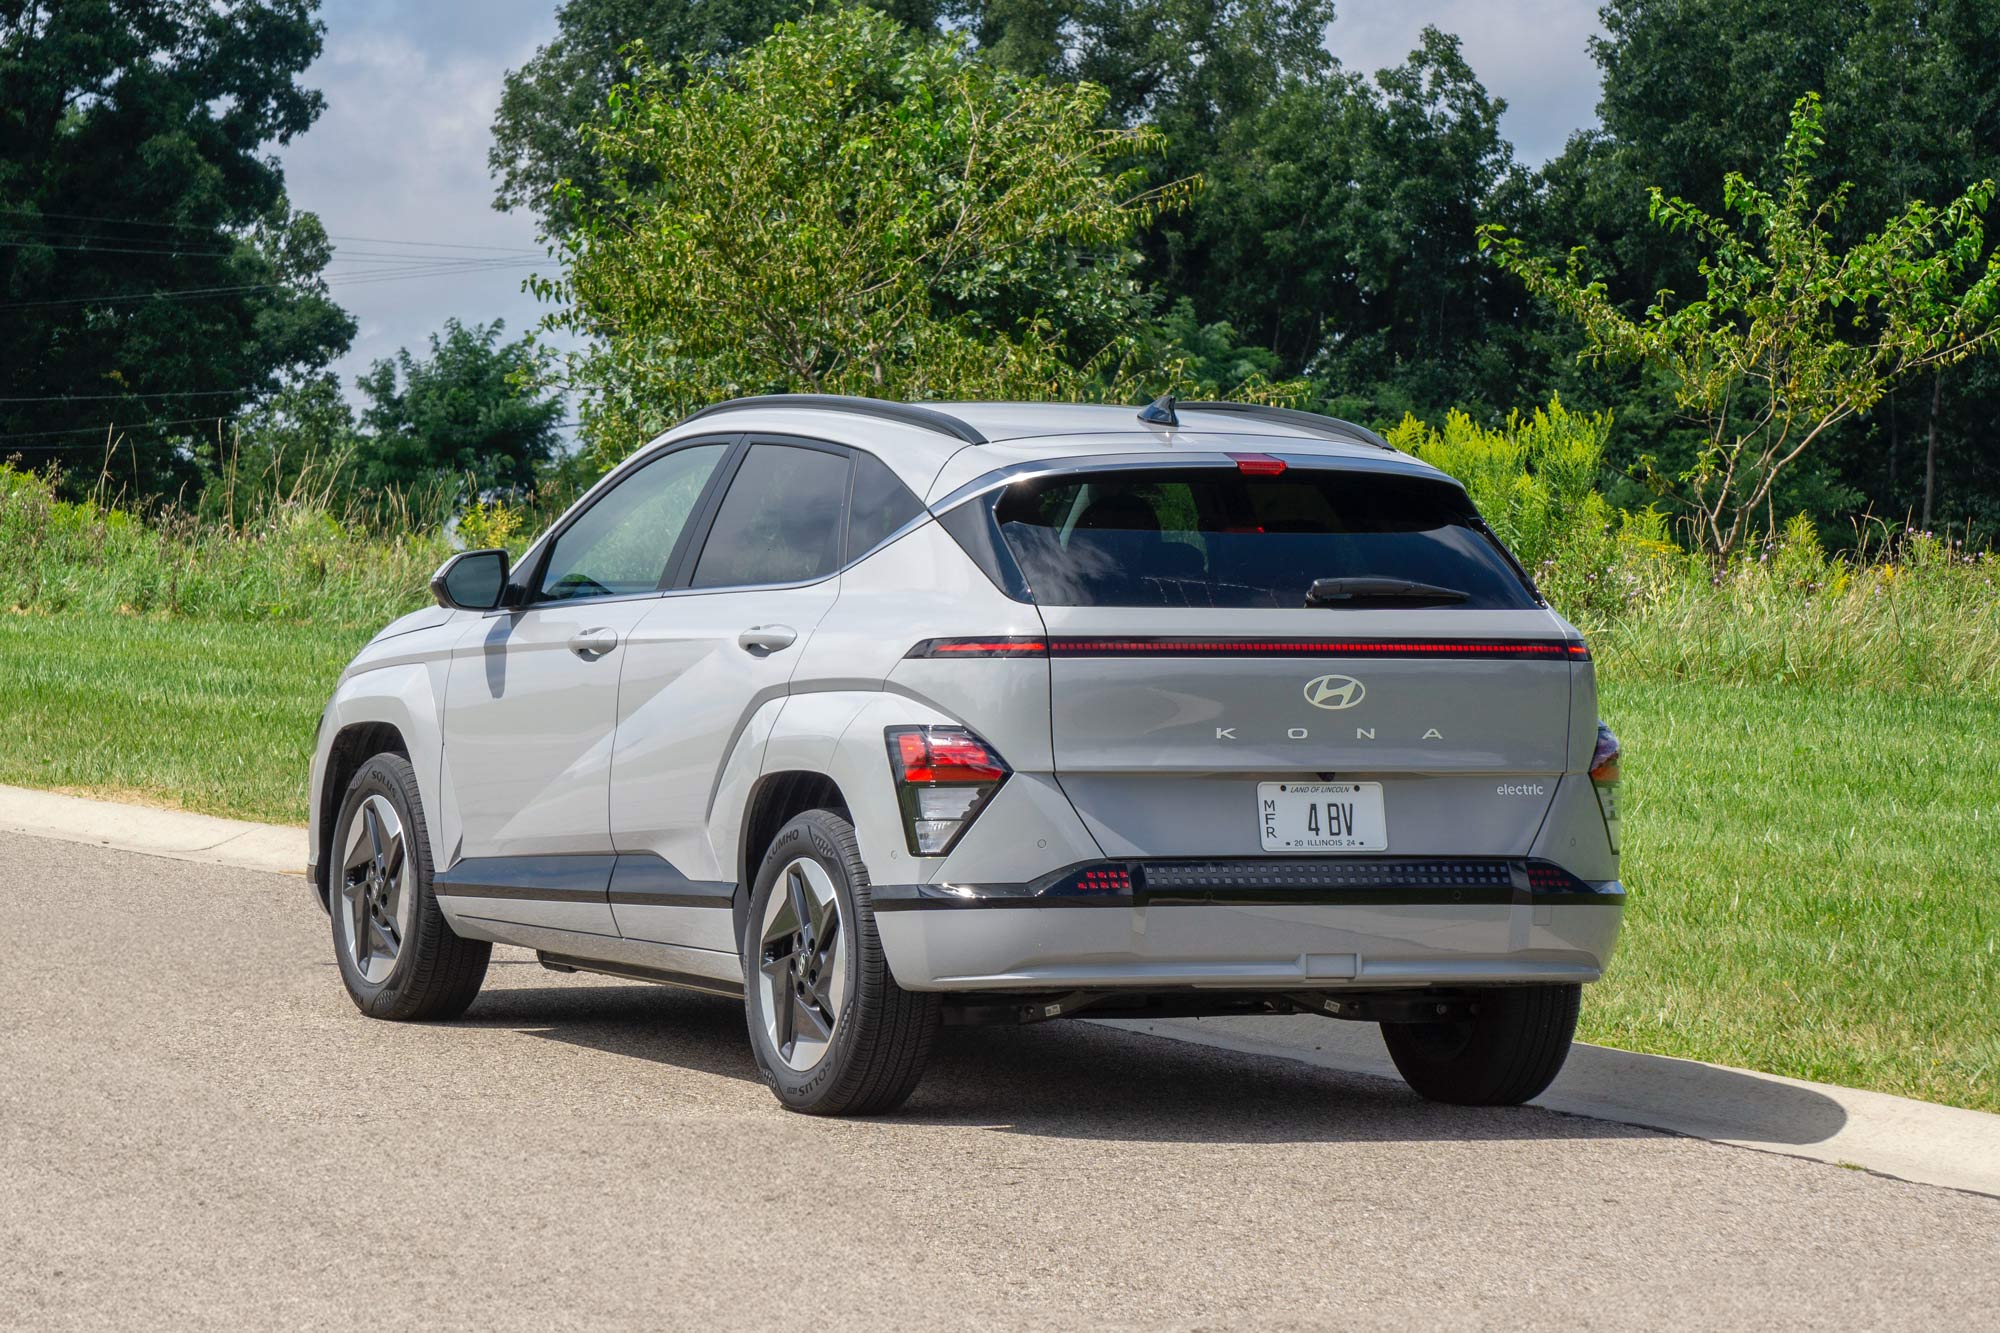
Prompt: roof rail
<box><xmin>1178</xmin><ymin>401</ymin><xmax>1396</xmax><ymax>452</ymax></box>
<box><xmin>676</xmin><ymin>394</ymin><xmax>988</xmax><ymax>446</ymax></box>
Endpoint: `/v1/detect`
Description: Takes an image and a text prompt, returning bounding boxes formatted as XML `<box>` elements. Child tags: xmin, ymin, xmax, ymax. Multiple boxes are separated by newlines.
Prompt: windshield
<box><xmin>988</xmin><ymin>466</ymin><xmax>1538</xmax><ymax>610</ymax></box>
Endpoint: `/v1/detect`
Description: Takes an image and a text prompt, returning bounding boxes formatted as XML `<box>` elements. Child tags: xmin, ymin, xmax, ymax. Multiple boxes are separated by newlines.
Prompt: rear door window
<box><xmin>989</xmin><ymin>466</ymin><xmax>1537</xmax><ymax>609</ymax></box>
<box><xmin>690</xmin><ymin>443</ymin><xmax>852</xmax><ymax>588</ymax></box>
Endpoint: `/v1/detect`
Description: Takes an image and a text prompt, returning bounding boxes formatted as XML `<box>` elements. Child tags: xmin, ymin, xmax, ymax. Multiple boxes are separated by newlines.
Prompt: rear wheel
<box><xmin>330</xmin><ymin>753</ymin><xmax>490</xmax><ymax>1021</ymax></box>
<box><xmin>742</xmin><ymin>809</ymin><xmax>940</xmax><ymax>1115</ymax></box>
<box><xmin>1380</xmin><ymin>984</ymin><xmax>1580</xmax><ymax>1106</ymax></box>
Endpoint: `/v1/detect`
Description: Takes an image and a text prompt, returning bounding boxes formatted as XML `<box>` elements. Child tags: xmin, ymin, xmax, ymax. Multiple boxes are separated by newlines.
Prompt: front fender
<box><xmin>309</xmin><ymin>653</ymin><xmax>458</xmax><ymax>902</ymax></box>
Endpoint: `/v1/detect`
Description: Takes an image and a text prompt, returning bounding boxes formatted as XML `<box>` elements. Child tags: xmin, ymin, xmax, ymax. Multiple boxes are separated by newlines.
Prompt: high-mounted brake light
<box><xmin>1589</xmin><ymin>720</ymin><xmax>1621</xmax><ymax>853</ymax></box>
<box><xmin>1228</xmin><ymin>452</ymin><xmax>1287</xmax><ymax>476</ymax></box>
<box><xmin>885</xmin><ymin>726</ymin><xmax>1011</xmax><ymax>856</ymax></box>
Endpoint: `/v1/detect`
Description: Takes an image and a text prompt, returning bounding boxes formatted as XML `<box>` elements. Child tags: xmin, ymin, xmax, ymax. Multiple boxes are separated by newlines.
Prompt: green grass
<box><xmin>0</xmin><ymin>615</ymin><xmax>368</xmax><ymax>825</ymax></box>
<box><xmin>1587</xmin><ymin>679</ymin><xmax>1999</xmax><ymax>1111</ymax></box>
<box><xmin>2</xmin><ymin>611</ymin><xmax>1995</xmax><ymax>1111</ymax></box>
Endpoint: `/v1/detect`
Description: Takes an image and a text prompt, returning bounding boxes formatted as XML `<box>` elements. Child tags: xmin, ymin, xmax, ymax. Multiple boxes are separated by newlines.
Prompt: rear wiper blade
<box><xmin>1305</xmin><ymin>577</ymin><xmax>1469</xmax><ymax>606</ymax></box>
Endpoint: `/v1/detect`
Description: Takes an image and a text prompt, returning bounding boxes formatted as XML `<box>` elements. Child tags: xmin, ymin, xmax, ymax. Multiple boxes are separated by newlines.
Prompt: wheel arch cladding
<box><xmin>316</xmin><ymin>722</ymin><xmax>410</xmax><ymax>907</ymax></box>
<box><xmin>738</xmin><ymin>770</ymin><xmax>851</xmax><ymax>942</ymax></box>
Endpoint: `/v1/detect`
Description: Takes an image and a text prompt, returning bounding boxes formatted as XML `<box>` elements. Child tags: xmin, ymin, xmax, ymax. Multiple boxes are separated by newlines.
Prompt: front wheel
<box><xmin>330</xmin><ymin>753</ymin><xmax>490</xmax><ymax>1021</ymax></box>
<box><xmin>1380</xmin><ymin>984</ymin><xmax>1580</xmax><ymax>1106</ymax></box>
<box><xmin>742</xmin><ymin>809</ymin><xmax>940</xmax><ymax>1115</ymax></box>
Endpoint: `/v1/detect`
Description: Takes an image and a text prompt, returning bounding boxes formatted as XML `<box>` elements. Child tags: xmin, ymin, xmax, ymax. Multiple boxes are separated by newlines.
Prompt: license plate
<box><xmin>1257</xmin><ymin>782</ymin><xmax>1387</xmax><ymax>852</ymax></box>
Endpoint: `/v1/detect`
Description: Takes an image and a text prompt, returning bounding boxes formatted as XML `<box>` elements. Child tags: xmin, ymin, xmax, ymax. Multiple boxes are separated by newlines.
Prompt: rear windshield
<box><xmin>988</xmin><ymin>467</ymin><xmax>1537</xmax><ymax>610</ymax></box>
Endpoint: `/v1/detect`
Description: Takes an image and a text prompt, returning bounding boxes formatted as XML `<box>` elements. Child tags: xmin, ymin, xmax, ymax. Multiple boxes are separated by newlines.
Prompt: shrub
<box><xmin>1385</xmin><ymin>396</ymin><xmax>1676</xmax><ymax>620</ymax></box>
<box><xmin>1389</xmin><ymin>399</ymin><xmax>2000</xmax><ymax>695</ymax></box>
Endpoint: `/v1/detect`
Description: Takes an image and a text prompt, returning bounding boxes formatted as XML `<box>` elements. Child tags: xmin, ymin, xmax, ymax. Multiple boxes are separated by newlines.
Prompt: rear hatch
<box><xmin>985</xmin><ymin>457</ymin><xmax>1578</xmax><ymax>858</ymax></box>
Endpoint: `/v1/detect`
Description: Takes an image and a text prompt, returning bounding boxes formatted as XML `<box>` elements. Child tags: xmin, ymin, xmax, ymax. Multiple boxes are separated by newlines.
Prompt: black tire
<box><xmin>330</xmin><ymin>753</ymin><xmax>490</xmax><ymax>1021</ymax></box>
<box><xmin>741</xmin><ymin>809</ymin><xmax>940</xmax><ymax>1115</ymax></box>
<box><xmin>1380</xmin><ymin>984</ymin><xmax>1580</xmax><ymax>1106</ymax></box>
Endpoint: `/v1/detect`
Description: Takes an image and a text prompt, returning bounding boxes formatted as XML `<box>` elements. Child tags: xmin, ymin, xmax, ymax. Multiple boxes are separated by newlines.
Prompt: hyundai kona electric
<box><xmin>308</xmin><ymin>395</ymin><xmax>1622</xmax><ymax>1114</ymax></box>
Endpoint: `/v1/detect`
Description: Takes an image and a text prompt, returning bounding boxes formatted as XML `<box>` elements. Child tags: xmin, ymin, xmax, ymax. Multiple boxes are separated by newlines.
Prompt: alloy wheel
<box><xmin>339</xmin><ymin>793</ymin><xmax>414</xmax><ymax>986</ymax></box>
<box><xmin>756</xmin><ymin>856</ymin><xmax>849</xmax><ymax>1071</ymax></box>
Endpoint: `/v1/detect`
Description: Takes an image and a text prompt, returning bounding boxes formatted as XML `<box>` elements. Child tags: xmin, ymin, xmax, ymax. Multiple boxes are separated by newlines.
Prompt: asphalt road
<box><xmin>4</xmin><ymin>830</ymin><xmax>1996</xmax><ymax>1330</ymax></box>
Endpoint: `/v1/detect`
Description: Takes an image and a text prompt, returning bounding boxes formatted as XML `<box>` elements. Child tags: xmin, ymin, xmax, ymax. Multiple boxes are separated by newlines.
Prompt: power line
<box><xmin>0</xmin><ymin>204</ymin><xmax>544</xmax><ymax>255</ymax></box>
<box><xmin>0</xmin><ymin>257</ymin><xmax>541</xmax><ymax>312</ymax></box>
<box><xmin>0</xmin><ymin>413</ymin><xmax>248</xmax><ymax>441</ymax></box>
<box><xmin>0</xmin><ymin>388</ymin><xmax>259</xmax><ymax>403</ymax></box>
<box><xmin>0</xmin><ymin>234</ymin><xmax>543</xmax><ymax>263</ymax></box>
<box><xmin>0</xmin><ymin>417</ymin><xmax>582</xmax><ymax>451</ymax></box>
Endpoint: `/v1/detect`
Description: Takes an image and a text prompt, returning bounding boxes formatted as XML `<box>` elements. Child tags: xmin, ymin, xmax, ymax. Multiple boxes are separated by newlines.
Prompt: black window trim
<box><xmin>502</xmin><ymin>430</ymin><xmax>942</xmax><ymax>611</ymax></box>
<box><xmin>671</xmin><ymin>433</ymin><xmax>857</xmax><ymax>593</ymax></box>
<box><xmin>512</xmin><ymin>432</ymin><xmax>744</xmax><ymax>610</ymax></box>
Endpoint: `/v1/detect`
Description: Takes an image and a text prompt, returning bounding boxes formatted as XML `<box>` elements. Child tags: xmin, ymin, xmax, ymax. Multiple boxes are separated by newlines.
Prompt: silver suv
<box><xmin>308</xmin><ymin>395</ymin><xmax>1623</xmax><ymax>1115</ymax></box>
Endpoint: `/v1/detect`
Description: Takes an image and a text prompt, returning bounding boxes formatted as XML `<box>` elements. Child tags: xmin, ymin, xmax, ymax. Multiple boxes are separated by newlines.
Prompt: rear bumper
<box><xmin>872</xmin><ymin>859</ymin><xmax>1622</xmax><ymax>993</ymax></box>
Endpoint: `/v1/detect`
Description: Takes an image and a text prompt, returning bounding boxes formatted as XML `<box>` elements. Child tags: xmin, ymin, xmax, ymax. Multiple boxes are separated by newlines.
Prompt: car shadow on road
<box><xmin>455</xmin><ymin>979</ymin><xmax>1728</xmax><ymax>1147</ymax></box>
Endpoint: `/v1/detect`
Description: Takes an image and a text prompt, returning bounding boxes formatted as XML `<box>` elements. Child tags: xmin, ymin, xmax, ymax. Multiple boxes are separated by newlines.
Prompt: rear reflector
<box><xmin>1589</xmin><ymin>719</ymin><xmax>1621</xmax><ymax>853</ymax></box>
<box><xmin>908</xmin><ymin>637</ymin><xmax>1589</xmax><ymax>660</ymax></box>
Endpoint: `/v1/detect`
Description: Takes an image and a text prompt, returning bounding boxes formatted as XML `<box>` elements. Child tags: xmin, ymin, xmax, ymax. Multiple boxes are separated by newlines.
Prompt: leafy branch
<box><xmin>1480</xmin><ymin>93</ymin><xmax>2000</xmax><ymax>558</ymax></box>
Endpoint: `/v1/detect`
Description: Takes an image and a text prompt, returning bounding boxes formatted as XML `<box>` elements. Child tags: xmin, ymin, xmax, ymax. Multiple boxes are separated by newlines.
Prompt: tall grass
<box><xmin>5</xmin><ymin>409</ymin><xmax>1997</xmax><ymax>696</ymax></box>
<box><xmin>0</xmin><ymin>464</ymin><xmax>445</xmax><ymax>629</ymax></box>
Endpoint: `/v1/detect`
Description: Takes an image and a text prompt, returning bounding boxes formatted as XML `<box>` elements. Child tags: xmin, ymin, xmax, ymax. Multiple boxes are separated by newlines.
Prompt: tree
<box><xmin>1172</xmin><ymin>28</ymin><xmax>1517</xmax><ymax>419</ymax></box>
<box><xmin>489</xmin><ymin>0</ymin><xmax>947</xmax><ymax>232</ymax></box>
<box><xmin>1534</xmin><ymin>0</ymin><xmax>2000</xmax><ymax>536</ymax></box>
<box><xmin>354</xmin><ymin>320</ymin><xmax>565</xmax><ymax>496</ymax></box>
<box><xmin>535</xmin><ymin>9</ymin><xmax>1193</xmax><ymax>467</ymax></box>
<box><xmin>0</xmin><ymin>1</ymin><xmax>354</xmax><ymax>499</ymax></box>
<box><xmin>1482</xmin><ymin>95</ymin><xmax>2000</xmax><ymax>558</ymax></box>
<box><xmin>490</xmin><ymin>0</ymin><xmax>1331</xmax><ymax>239</ymax></box>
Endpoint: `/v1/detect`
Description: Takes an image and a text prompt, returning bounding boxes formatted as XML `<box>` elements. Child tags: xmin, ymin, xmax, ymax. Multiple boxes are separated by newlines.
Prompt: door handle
<box><xmin>567</xmin><ymin>628</ymin><xmax>619</xmax><ymax>661</ymax></box>
<box><xmin>737</xmin><ymin>624</ymin><xmax>798</xmax><ymax>655</ymax></box>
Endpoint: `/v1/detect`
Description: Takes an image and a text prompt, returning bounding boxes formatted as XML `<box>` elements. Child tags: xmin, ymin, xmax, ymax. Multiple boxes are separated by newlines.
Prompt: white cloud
<box><xmin>1329</xmin><ymin>0</ymin><xmax>1606</xmax><ymax>165</ymax></box>
<box><xmin>278</xmin><ymin>2</ymin><xmax>563</xmax><ymax>402</ymax></box>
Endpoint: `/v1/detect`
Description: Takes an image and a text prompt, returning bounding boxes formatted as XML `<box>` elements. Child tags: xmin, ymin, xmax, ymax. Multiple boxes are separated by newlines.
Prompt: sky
<box><xmin>278</xmin><ymin>1</ymin><xmax>1609</xmax><ymax>403</ymax></box>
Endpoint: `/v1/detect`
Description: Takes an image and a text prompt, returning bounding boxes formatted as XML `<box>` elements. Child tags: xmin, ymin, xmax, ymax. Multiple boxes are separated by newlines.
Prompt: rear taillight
<box><xmin>885</xmin><ymin>726</ymin><xmax>1011</xmax><ymax>856</ymax></box>
<box><xmin>1589</xmin><ymin>720</ymin><xmax>1620</xmax><ymax>853</ymax></box>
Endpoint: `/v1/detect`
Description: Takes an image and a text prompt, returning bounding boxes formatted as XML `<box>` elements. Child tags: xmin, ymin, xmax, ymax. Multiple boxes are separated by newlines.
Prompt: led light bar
<box><xmin>906</xmin><ymin>637</ymin><xmax>1589</xmax><ymax>660</ymax></box>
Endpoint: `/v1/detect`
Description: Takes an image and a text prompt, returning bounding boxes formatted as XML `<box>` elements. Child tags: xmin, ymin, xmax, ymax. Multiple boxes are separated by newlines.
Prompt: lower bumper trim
<box><xmin>873</xmin><ymin>857</ymin><xmax>1622</xmax><ymax>911</ymax></box>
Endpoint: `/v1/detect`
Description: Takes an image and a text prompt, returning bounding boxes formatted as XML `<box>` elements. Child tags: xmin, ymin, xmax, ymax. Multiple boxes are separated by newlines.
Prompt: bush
<box><xmin>1385</xmin><ymin>396</ymin><xmax>1676</xmax><ymax>620</ymax></box>
<box><xmin>1387</xmin><ymin>399</ymin><xmax>2000</xmax><ymax>695</ymax></box>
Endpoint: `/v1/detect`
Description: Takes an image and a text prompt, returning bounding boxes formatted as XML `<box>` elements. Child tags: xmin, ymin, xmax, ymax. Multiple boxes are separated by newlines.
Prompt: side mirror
<box><xmin>431</xmin><ymin>549</ymin><xmax>511</xmax><ymax>611</ymax></box>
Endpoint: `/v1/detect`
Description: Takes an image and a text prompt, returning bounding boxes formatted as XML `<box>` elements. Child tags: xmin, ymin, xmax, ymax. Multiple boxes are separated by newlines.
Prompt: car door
<box><xmin>436</xmin><ymin>437</ymin><xmax>735</xmax><ymax>935</ymax></box>
<box><xmin>607</xmin><ymin>439</ymin><xmax>852</xmax><ymax>954</ymax></box>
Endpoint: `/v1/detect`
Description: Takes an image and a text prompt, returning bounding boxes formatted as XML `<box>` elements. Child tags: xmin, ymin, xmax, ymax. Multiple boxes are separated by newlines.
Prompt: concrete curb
<box><xmin>1102</xmin><ymin>1015</ymin><xmax>2000</xmax><ymax>1199</ymax></box>
<box><xmin>0</xmin><ymin>784</ymin><xmax>305</xmax><ymax>877</ymax></box>
<box><xmin>5</xmin><ymin>783</ymin><xmax>1996</xmax><ymax>1197</ymax></box>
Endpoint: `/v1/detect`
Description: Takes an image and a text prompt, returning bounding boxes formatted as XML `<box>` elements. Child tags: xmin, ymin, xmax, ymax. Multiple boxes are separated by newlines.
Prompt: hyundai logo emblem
<box><xmin>1303</xmin><ymin>674</ymin><xmax>1366</xmax><ymax>710</ymax></box>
